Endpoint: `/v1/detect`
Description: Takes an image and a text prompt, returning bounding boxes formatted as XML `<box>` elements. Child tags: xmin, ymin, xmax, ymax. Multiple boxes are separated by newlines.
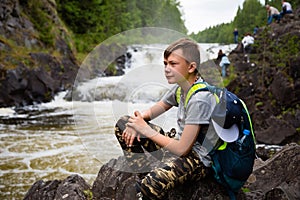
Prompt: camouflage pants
<box><xmin>115</xmin><ymin>116</ymin><xmax>210</xmax><ymax>200</ymax></box>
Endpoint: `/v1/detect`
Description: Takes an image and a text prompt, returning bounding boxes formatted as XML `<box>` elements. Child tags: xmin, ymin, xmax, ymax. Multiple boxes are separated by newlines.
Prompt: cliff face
<box><xmin>0</xmin><ymin>0</ymin><xmax>79</xmax><ymax>107</ymax></box>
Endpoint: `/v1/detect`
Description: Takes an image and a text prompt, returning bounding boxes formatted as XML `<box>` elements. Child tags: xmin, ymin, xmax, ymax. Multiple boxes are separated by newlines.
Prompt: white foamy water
<box><xmin>0</xmin><ymin>43</ymin><xmax>236</xmax><ymax>199</ymax></box>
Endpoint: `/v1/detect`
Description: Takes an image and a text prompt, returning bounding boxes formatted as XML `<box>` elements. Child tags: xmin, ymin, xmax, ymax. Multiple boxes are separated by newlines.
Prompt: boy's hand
<box><xmin>128</xmin><ymin>111</ymin><xmax>149</xmax><ymax>133</ymax></box>
<box><xmin>122</xmin><ymin>126</ymin><xmax>140</xmax><ymax>147</ymax></box>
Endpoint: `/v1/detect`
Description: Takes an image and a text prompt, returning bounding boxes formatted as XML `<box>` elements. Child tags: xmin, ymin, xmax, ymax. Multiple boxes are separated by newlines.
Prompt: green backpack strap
<box><xmin>175</xmin><ymin>82</ymin><xmax>219</xmax><ymax>108</ymax></box>
<box><xmin>240</xmin><ymin>99</ymin><xmax>256</xmax><ymax>144</ymax></box>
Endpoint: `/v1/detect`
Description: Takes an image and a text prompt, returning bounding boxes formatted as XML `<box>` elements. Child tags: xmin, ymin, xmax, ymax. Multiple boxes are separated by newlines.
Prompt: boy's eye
<box><xmin>163</xmin><ymin>61</ymin><xmax>167</xmax><ymax>66</ymax></box>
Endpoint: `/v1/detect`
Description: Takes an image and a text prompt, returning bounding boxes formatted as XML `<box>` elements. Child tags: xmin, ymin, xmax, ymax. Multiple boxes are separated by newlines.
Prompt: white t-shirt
<box><xmin>161</xmin><ymin>81</ymin><xmax>217</xmax><ymax>166</ymax></box>
<box><xmin>242</xmin><ymin>35</ymin><xmax>254</xmax><ymax>48</ymax></box>
<box><xmin>219</xmin><ymin>56</ymin><xmax>230</xmax><ymax>67</ymax></box>
<box><xmin>269</xmin><ymin>6</ymin><xmax>280</xmax><ymax>15</ymax></box>
<box><xmin>282</xmin><ymin>2</ymin><xmax>292</xmax><ymax>12</ymax></box>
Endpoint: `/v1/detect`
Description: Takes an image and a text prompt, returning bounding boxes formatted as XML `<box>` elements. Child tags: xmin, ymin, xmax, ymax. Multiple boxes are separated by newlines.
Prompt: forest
<box><xmin>55</xmin><ymin>0</ymin><xmax>187</xmax><ymax>54</ymax></box>
<box><xmin>18</xmin><ymin>0</ymin><xmax>300</xmax><ymax>57</ymax></box>
<box><xmin>190</xmin><ymin>0</ymin><xmax>300</xmax><ymax>43</ymax></box>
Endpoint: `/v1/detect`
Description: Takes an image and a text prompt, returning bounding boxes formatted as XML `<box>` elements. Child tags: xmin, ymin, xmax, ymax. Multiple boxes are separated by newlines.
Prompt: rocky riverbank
<box><xmin>23</xmin><ymin>143</ymin><xmax>300</xmax><ymax>200</ymax></box>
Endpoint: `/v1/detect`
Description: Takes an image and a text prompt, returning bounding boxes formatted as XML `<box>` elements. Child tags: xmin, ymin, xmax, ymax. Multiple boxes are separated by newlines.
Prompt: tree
<box><xmin>191</xmin><ymin>0</ymin><xmax>266</xmax><ymax>44</ymax></box>
<box><xmin>56</xmin><ymin>0</ymin><xmax>187</xmax><ymax>53</ymax></box>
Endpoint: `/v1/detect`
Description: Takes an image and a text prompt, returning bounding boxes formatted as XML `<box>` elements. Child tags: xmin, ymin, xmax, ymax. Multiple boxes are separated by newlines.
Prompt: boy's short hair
<box><xmin>164</xmin><ymin>38</ymin><xmax>200</xmax><ymax>72</ymax></box>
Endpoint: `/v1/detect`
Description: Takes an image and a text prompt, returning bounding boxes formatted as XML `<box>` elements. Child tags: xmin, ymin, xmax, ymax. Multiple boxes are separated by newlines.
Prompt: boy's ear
<box><xmin>188</xmin><ymin>62</ymin><xmax>197</xmax><ymax>73</ymax></box>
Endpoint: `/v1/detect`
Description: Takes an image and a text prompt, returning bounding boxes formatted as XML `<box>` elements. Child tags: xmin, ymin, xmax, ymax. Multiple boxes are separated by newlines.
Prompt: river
<box><xmin>0</xmin><ymin>43</ymin><xmax>236</xmax><ymax>199</ymax></box>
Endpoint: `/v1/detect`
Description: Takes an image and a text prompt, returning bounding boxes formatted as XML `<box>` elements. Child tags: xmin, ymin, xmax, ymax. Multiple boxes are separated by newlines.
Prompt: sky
<box><xmin>179</xmin><ymin>0</ymin><xmax>265</xmax><ymax>34</ymax></box>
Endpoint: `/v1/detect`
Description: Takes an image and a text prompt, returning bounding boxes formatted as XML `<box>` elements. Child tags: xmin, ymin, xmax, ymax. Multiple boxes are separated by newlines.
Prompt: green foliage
<box><xmin>255</xmin><ymin>26</ymin><xmax>300</xmax><ymax>78</ymax></box>
<box><xmin>105</xmin><ymin>62</ymin><xmax>117</xmax><ymax>75</ymax></box>
<box><xmin>56</xmin><ymin>0</ymin><xmax>187</xmax><ymax>53</ymax></box>
<box><xmin>242</xmin><ymin>187</ymin><xmax>251</xmax><ymax>193</ymax></box>
<box><xmin>223</xmin><ymin>65</ymin><xmax>238</xmax><ymax>87</ymax></box>
<box><xmin>191</xmin><ymin>0</ymin><xmax>266</xmax><ymax>44</ymax></box>
<box><xmin>255</xmin><ymin>102</ymin><xmax>264</xmax><ymax>107</ymax></box>
<box><xmin>0</xmin><ymin>36</ymin><xmax>36</xmax><ymax>70</ymax></box>
<box><xmin>20</xmin><ymin>0</ymin><xmax>55</xmax><ymax>47</ymax></box>
<box><xmin>83</xmin><ymin>189</ymin><xmax>93</xmax><ymax>200</ymax></box>
<box><xmin>273</xmin><ymin>35</ymin><xmax>300</xmax><ymax>70</ymax></box>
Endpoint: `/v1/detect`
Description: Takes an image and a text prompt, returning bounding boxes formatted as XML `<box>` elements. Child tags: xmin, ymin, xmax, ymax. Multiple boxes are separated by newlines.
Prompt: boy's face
<box><xmin>163</xmin><ymin>49</ymin><xmax>191</xmax><ymax>84</ymax></box>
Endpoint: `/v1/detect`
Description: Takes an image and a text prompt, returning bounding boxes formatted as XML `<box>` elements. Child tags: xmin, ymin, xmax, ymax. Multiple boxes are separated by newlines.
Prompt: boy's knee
<box><xmin>115</xmin><ymin>115</ymin><xmax>130</xmax><ymax>138</ymax></box>
<box><xmin>115</xmin><ymin>115</ymin><xmax>130</xmax><ymax>131</ymax></box>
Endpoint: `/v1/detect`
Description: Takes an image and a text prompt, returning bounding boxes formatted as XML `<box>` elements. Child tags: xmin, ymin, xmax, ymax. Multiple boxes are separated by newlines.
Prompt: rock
<box><xmin>247</xmin><ymin>143</ymin><xmax>300</xmax><ymax>199</ymax></box>
<box><xmin>269</xmin><ymin>71</ymin><xmax>295</xmax><ymax>106</ymax></box>
<box><xmin>91</xmin><ymin>157</ymin><xmax>138</xmax><ymax>200</ymax></box>
<box><xmin>0</xmin><ymin>63</ymin><xmax>65</xmax><ymax>107</ymax></box>
<box><xmin>255</xmin><ymin>116</ymin><xmax>296</xmax><ymax>144</ymax></box>
<box><xmin>24</xmin><ymin>174</ymin><xmax>91</xmax><ymax>200</ymax></box>
<box><xmin>24</xmin><ymin>144</ymin><xmax>300</xmax><ymax>199</ymax></box>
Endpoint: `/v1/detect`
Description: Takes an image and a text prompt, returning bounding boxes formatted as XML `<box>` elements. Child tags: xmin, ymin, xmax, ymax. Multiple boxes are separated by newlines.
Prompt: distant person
<box><xmin>216</xmin><ymin>49</ymin><xmax>224</xmax><ymax>61</ymax></box>
<box><xmin>280</xmin><ymin>0</ymin><xmax>293</xmax><ymax>17</ymax></box>
<box><xmin>253</xmin><ymin>26</ymin><xmax>259</xmax><ymax>36</ymax></box>
<box><xmin>242</xmin><ymin>33</ymin><xmax>254</xmax><ymax>63</ymax></box>
<box><xmin>218</xmin><ymin>51</ymin><xmax>230</xmax><ymax>77</ymax></box>
<box><xmin>266</xmin><ymin>4</ymin><xmax>281</xmax><ymax>25</ymax></box>
<box><xmin>233</xmin><ymin>28</ymin><xmax>238</xmax><ymax>43</ymax></box>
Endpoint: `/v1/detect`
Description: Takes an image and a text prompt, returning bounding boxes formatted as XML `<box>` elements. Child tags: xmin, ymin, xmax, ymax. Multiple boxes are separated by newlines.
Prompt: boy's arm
<box><xmin>127</xmin><ymin>113</ymin><xmax>200</xmax><ymax>156</ymax></box>
<box><xmin>141</xmin><ymin>100</ymin><xmax>172</xmax><ymax>121</ymax></box>
<box><xmin>146</xmin><ymin>124</ymin><xmax>200</xmax><ymax>156</ymax></box>
<box><xmin>123</xmin><ymin>101</ymin><xmax>172</xmax><ymax>147</ymax></box>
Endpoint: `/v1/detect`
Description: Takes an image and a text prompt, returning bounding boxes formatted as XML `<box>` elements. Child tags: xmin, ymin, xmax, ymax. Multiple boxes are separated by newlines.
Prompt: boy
<box><xmin>115</xmin><ymin>38</ymin><xmax>216</xmax><ymax>199</ymax></box>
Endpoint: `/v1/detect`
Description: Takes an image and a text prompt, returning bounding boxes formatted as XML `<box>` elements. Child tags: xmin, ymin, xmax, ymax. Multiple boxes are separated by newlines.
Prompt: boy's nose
<box><xmin>164</xmin><ymin>66</ymin><xmax>171</xmax><ymax>73</ymax></box>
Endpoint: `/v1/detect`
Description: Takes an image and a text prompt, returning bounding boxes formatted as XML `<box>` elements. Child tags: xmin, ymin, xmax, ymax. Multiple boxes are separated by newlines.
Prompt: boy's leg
<box><xmin>115</xmin><ymin>116</ymin><xmax>165</xmax><ymax>172</ymax></box>
<box><xmin>136</xmin><ymin>150</ymin><xmax>210</xmax><ymax>199</ymax></box>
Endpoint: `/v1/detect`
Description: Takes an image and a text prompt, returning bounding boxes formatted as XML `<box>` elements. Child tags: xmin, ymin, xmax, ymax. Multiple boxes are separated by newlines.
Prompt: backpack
<box><xmin>176</xmin><ymin>81</ymin><xmax>256</xmax><ymax>200</ymax></box>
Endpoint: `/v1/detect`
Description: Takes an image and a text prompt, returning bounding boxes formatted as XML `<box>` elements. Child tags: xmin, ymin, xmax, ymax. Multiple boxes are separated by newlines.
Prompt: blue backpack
<box><xmin>176</xmin><ymin>82</ymin><xmax>256</xmax><ymax>200</ymax></box>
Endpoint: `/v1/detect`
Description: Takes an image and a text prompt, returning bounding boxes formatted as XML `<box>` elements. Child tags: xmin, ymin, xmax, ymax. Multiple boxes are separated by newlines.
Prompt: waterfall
<box><xmin>69</xmin><ymin>43</ymin><xmax>237</xmax><ymax>103</ymax></box>
<box><xmin>71</xmin><ymin>44</ymin><xmax>170</xmax><ymax>103</ymax></box>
